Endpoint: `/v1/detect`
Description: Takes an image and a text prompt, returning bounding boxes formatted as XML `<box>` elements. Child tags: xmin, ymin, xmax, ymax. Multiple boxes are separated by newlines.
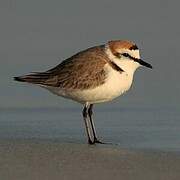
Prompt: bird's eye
<box><xmin>122</xmin><ymin>53</ymin><xmax>130</xmax><ymax>57</ymax></box>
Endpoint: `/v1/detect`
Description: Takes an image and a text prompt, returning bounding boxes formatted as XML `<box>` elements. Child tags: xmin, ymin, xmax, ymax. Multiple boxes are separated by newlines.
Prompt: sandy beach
<box><xmin>0</xmin><ymin>140</ymin><xmax>180</xmax><ymax>180</ymax></box>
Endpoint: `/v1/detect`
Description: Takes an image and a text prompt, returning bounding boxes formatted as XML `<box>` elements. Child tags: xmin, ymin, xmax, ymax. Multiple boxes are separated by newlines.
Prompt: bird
<box><xmin>14</xmin><ymin>40</ymin><xmax>152</xmax><ymax>144</ymax></box>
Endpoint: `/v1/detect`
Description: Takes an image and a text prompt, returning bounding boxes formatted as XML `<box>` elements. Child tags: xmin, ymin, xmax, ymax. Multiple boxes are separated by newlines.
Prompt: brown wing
<box><xmin>14</xmin><ymin>46</ymin><xmax>108</xmax><ymax>90</ymax></box>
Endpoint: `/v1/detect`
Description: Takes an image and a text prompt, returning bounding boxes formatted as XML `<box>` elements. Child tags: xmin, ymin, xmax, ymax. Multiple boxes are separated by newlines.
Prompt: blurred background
<box><xmin>1</xmin><ymin>0</ymin><xmax>180</xmax><ymax>108</ymax></box>
<box><xmin>0</xmin><ymin>0</ymin><xmax>180</xmax><ymax>150</ymax></box>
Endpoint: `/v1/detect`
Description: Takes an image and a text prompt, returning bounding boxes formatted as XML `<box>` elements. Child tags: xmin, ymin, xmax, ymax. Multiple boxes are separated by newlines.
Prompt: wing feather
<box><xmin>14</xmin><ymin>46</ymin><xmax>108</xmax><ymax>90</ymax></box>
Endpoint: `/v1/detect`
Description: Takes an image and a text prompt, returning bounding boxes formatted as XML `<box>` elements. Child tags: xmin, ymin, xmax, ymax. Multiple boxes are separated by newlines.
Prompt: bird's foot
<box><xmin>88</xmin><ymin>138</ymin><xmax>104</xmax><ymax>145</ymax></box>
<box><xmin>88</xmin><ymin>139</ymin><xmax>95</xmax><ymax>145</ymax></box>
<box><xmin>94</xmin><ymin>138</ymin><xmax>105</xmax><ymax>144</ymax></box>
<box><xmin>88</xmin><ymin>138</ymin><xmax>113</xmax><ymax>145</ymax></box>
<box><xmin>94</xmin><ymin>138</ymin><xmax>117</xmax><ymax>145</ymax></box>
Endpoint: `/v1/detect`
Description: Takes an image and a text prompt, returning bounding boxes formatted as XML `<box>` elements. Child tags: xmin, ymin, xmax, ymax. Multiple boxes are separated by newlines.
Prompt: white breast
<box><xmin>56</xmin><ymin>64</ymin><xmax>134</xmax><ymax>104</ymax></box>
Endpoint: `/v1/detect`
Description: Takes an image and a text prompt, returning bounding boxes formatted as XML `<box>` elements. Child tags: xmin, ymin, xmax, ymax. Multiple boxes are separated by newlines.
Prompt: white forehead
<box><xmin>117</xmin><ymin>48</ymin><xmax>140</xmax><ymax>59</ymax></box>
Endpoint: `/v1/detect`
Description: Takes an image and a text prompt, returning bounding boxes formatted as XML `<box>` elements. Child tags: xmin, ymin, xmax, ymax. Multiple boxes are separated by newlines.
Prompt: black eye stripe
<box><xmin>122</xmin><ymin>53</ymin><xmax>130</xmax><ymax>57</ymax></box>
<box><xmin>114</xmin><ymin>52</ymin><xmax>139</xmax><ymax>61</ymax></box>
<box><xmin>114</xmin><ymin>52</ymin><xmax>131</xmax><ymax>58</ymax></box>
<box><xmin>121</xmin><ymin>53</ymin><xmax>139</xmax><ymax>61</ymax></box>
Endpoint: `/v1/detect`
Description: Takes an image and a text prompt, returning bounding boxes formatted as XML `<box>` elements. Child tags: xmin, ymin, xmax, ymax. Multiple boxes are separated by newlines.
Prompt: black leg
<box><xmin>82</xmin><ymin>104</ymin><xmax>94</xmax><ymax>144</ymax></box>
<box><xmin>88</xmin><ymin>104</ymin><xmax>104</xmax><ymax>144</ymax></box>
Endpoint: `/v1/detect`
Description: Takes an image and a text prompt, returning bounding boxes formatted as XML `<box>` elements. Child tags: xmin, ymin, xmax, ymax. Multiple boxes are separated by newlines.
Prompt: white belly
<box><xmin>44</xmin><ymin>66</ymin><xmax>134</xmax><ymax>104</ymax></box>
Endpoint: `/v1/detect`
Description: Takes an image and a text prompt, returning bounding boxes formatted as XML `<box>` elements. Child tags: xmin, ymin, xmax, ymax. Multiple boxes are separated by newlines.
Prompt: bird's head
<box><xmin>105</xmin><ymin>40</ymin><xmax>152</xmax><ymax>73</ymax></box>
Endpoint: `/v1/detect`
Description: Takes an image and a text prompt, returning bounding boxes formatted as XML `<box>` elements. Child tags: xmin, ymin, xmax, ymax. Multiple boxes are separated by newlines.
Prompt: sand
<box><xmin>0</xmin><ymin>140</ymin><xmax>180</xmax><ymax>180</ymax></box>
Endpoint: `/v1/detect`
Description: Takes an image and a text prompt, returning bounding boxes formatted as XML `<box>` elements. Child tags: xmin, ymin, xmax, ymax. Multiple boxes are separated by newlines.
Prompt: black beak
<box><xmin>136</xmin><ymin>59</ymin><xmax>153</xmax><ymax>69</ymax></box>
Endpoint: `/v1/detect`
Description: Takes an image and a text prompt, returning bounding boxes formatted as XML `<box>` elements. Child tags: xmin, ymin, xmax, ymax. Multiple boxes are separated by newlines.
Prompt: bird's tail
<box><xmin>14</xmin><ymin>72</ymin><xmax>50</xmax><ymax>85</ymax></box>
